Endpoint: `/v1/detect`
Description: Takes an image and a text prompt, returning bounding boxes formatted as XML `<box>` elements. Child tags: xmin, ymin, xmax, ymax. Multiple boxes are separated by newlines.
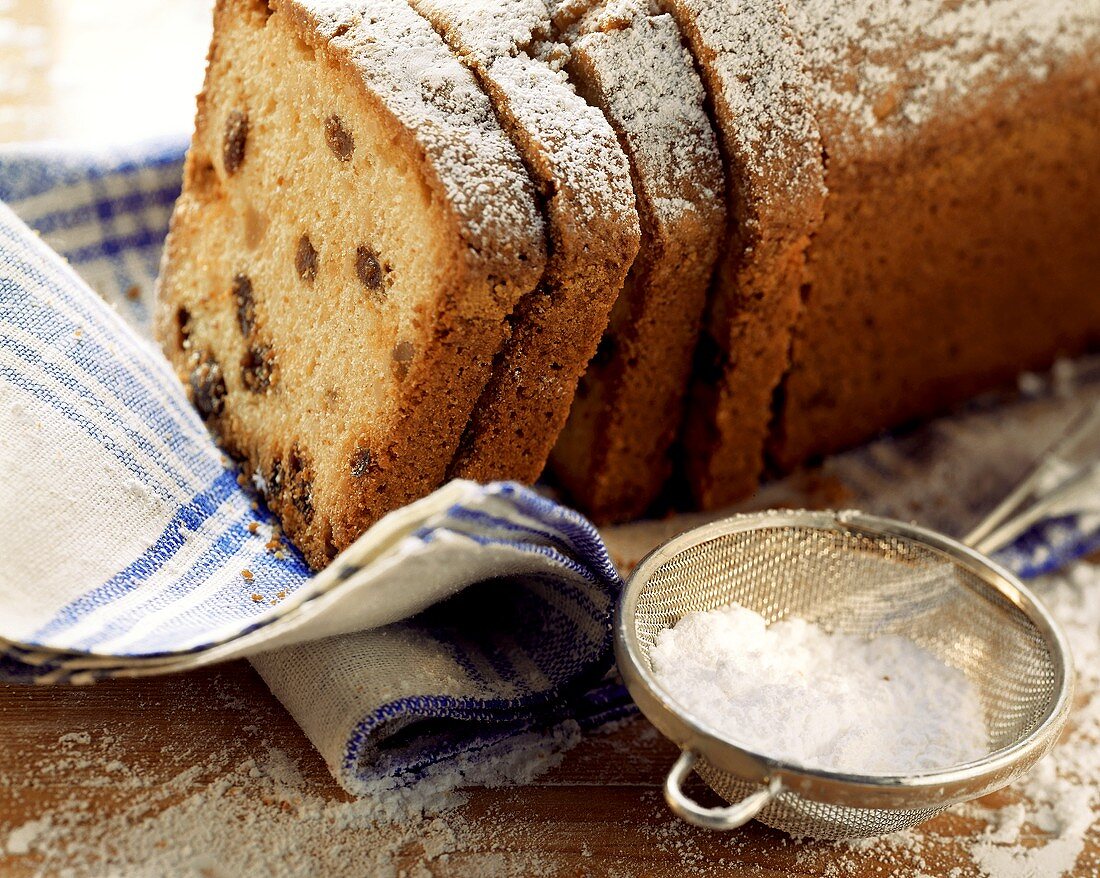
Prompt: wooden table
<box><xmin>2</xmin><ymin>3</ymin><xmax>1098</xmax><ymax>876</ymax></box>
<box><xmin>8</xmin><ymin>659</ymin><xmax>1095</xmax><ymax>878</ymax></box>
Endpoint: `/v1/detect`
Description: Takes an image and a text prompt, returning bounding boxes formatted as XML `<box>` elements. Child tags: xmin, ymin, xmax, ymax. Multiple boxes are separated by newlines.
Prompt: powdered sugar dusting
<box><xmin>661</xmin><ymin>0</ymin><xmax>826</xmax><ymax>232</ymax></box>
<box><xmin>555</xmin><ymin>0</ymin><xmax>725</xmax><ymax>231</ymax></box>
<box><xmin>789</xmin><ymin>0</ymin><xmax>1100</xmax><ymax>147</ymax></box>
<box><xmin>409</xmin><ymin>0</ymin><xmax>637</xmax><ymax>235</ymax></box>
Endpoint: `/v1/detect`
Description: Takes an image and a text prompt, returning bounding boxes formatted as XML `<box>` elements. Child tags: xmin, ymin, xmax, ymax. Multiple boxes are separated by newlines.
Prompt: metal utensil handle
<box><xmin>965</xmin><ymin>400</ymin><xmax>1100</xmax><ymax>555</ymax></box>
<box><xmin>664</xmin><ymin>751</ymin><xmax>782</xmax><ymax>830</ymax></box>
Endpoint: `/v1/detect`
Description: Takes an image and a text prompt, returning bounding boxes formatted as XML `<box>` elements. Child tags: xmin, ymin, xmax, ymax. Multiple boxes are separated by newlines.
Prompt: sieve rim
<box><xmin>615</xmin><ymin>509</ymin><xmax>1075</xmax><ymax>812</ymax></box>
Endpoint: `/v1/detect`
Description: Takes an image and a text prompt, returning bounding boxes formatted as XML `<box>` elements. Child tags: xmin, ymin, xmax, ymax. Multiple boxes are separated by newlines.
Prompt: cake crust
<box><xmin>771</xmin><ymin>0</ymin><xmax>1100</xmax><ymax>469</ymax></box>
<box><xmin>547</xmin><ymin>0</ymin><xmax>726</xmax><ymax>522</ymax></box>
<box><xmin>409</xmin><ymin>0</ymin><xmax>641</xmax><ymax>486</ymax></box>
<box><xmin>659</xmin><ymin>0</ymin><xmax>826</xmax><ymax>511</ymax></box>
<box><xmin>155</xmin><ymin>0</ymin><xmax>546</xmax><ymax>568</ymax></box>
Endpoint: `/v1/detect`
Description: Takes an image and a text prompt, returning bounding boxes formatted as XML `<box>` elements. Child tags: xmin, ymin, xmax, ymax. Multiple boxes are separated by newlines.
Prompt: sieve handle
<box><xmin>664</xmin><ymin>750</ymin><xmax>782</xmax><ymax>831</ymax></box>
<box><xmin>964</xmin><ymin>401</ymin><xmax>1100</xmax><ymax>555</ymax></box>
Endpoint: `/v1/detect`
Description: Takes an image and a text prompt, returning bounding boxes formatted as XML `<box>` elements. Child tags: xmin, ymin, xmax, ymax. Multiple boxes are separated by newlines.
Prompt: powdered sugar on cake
<box><xmin>556</xmin><ymin>0</ymin><xmax>724</xmax><ymax>226</ymax></box>
<box><xmin>789</xmin><ymin>0</ymin><xmax>1100</xmax><ymax>145</ymax></box>
<box><xmin>291</xmin><ymin>0</ymin><xmax>546</xmax><ymax>273</ymax></box>
<box><xmin>661</xmin><ymin>0</ymin><xmax>825</xmax><ymax>218</ymax></box>
<box><xmin>410</xmin><ymin>0</ymin><xmax>636</xmax><ymax>228</ymax></box>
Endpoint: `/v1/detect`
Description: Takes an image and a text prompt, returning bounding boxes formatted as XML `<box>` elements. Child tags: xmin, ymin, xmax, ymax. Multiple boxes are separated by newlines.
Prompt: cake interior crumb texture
<box><xmin>155</xmin><ymin>0</ymin><xmax>544</xmax><ymax>568</ymax></box>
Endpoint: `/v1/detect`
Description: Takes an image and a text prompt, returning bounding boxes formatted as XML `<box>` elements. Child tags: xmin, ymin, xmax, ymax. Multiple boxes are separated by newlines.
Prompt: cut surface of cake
<box><xmin>547</xmin><ymin>0</ymin><xmax>726</xmax><ymax>522</ymax></box>
<box><xmin>769</xmin><ymin>0</ymin><xmax>1100</xmax><ymax>470</ymax></box>
<box><xmin>155</xmin><ymin>0</ymin><xmax>546</xmax><ymax>568</ymax></box>
<box><xmin>408</xmin><ymin>0</ymin><xmax>641</xmax><ymax>485</ymax></box>
<box><xmin>658</xmin><ymin>0</ymin><xmax>826</xmax><ymax>510</ymax></box>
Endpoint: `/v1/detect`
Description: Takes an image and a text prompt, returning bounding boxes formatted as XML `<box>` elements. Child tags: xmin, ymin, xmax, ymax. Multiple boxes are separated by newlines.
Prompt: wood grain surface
<box><xmin>2</xmin><ymin>3</ymin><xmax>1098</xmax><ymax>877</ymax></box>
<box><xmin>5</xmin><ymin>660</ymin><xmax>1096</xmax><ymax>877</ymax></box>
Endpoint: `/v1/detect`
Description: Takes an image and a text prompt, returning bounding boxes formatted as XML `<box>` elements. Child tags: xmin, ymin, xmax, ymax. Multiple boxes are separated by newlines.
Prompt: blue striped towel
<box><xmin>2</xmin><ymin>140</ymin><xmax>1098</xmax><ymax>794</ymax></box>
<box><xmin>0</xmin><ymin>139</ymin><xmax>630</xmax><ymax>792</ymax></box>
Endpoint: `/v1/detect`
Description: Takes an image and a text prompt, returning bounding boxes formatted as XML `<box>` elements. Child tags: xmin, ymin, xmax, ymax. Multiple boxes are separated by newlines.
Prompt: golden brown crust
<box><xmin>660</xmin><ymin>0</ymin><xmax>827</xmax><ymax>511</ymax></box>
<box><xmin>407</xmin><ymin>0</ymin><xmax>641</xmax><ymax>486</ymax></box>
<box><xmin>155</xmin><ymin>0</ymin><xmax>546</xmax><ymax>568</ymax></box>
<box><xmin>546</xmin><ymin>2</ymin><xmax>727</xmax><ymax>522</ymax></box>
<box><xmin>770</xmin><ymin>58</ymin><xmax>1100</xmax><ymax>469</ymax></box>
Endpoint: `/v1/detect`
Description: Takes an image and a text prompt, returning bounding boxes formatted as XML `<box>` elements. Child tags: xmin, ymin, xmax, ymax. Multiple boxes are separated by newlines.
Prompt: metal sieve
<box><xmin>616</xmin><ymin>403</ymin><xmax>1100</xmax><ymax>839</ymax></box>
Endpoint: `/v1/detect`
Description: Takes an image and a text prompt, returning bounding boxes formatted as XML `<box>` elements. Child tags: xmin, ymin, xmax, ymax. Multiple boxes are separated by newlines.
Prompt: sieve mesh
<box><xmin>629</xmin><ymin>520</ymin><xmax>1061</xmax><ymax>839</ymax></box>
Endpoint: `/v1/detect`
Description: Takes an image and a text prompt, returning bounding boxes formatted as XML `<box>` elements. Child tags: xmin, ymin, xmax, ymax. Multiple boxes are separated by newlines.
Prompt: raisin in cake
<box><xmin>407</xmin><ymin>0</ymin><xmax>641</xmax><ymax>485</ymax></box>
<box><xmin>769</xmin><ymin>0</ymin><xmax>1100</xmax><ymax>470</ymax></box>
<box><xmin>658</xmin><ymin>0</ymin><xmax>826</xmax><ymax>510</ymax></box>
<box><xmin>155</xmin><ymin>0</ymin><xmax>546</xmax><ymax>568</ymax></box>
<box><xmin>546</xmin><ymin>0</ymin><xmax>726</xmax><ymax>522</ymax></box>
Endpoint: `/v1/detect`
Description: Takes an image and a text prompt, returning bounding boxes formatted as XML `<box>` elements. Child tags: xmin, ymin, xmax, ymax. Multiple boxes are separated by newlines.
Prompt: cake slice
<box><xmin>659</xmin><ymin>0</ymin><xmax>826</xmax><ymax>510</ymax></box>
<box><xmin>407</xmin><ymin>0</ymin><xmax>641</xmax><ymax>485</ymax></box>
<box><xmin>546</xmin><ymin>0</ymin><xmax>726</xmax><ymax>522</ymax></box>
<box><xmin>769</xmin><ymin>0</ymin><xmax>1100</xmax><ymax>470</ymax></box>
<box><xmin>155</xmin><ymin>0</ymin><xmax>547</xmax><ymax>568</ymax></box>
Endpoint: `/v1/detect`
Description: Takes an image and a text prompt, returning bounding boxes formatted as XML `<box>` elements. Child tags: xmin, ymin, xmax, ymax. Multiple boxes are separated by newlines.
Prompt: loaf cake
<box><xmin>408</xmin><ymin>0</ymin><xmax>641</xmax><ymax>485</ymax></box>
<box><xmin>545</xmin><ymin>0</ymin><xmax>726</xmax><ymax>523</ymax></box>
<box><xmin>155</xmin><ymin>0</ymin><xmax>547</xmax><ymax>568</ymax></box>
<box><xmin>768</xmin><ymin>0</ymin><xmax>1100</xmax><ymax>471</ymax></box>
<box><xmin>659</xmin><ymin>0</ymin><xmax>826</xmax><ymax>511</ymax></box>
<box><xmin>161</xmin><ymin>0</ymin><xmax>1100</xmax><ymax>563</ymax></box>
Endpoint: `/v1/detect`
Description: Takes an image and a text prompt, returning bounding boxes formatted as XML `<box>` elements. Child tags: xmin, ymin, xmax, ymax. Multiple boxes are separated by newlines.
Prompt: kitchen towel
<box><xmin>0</xmin><ymin>140</ymin><xmax>628</xmax><ymax>793</ymax></box>
<box><xmin>2</xmin><ymin>140</ymin><xmax>1099</xmax><ymax>794</ymax></box>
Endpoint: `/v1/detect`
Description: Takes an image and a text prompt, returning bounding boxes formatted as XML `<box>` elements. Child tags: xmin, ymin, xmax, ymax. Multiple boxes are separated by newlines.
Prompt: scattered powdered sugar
<box><xmin>651</xmin><ymin>603</ymin><xmax>988</xmax><ymax>774</ymax></box>
<box><xmin>961</xmin><ymin>562</ymin><xmax>1100</xmax><ymax>877</ymax></box>
<box><xmin>835</xmin><ymin>560</ymin><xmax>1100</xmax><ymax>877</ymax></box>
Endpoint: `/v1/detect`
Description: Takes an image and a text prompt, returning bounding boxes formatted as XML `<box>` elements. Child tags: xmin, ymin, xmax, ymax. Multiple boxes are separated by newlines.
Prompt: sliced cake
<box><xmin>407</xmin><ymin>0</ymin><xmax>641</xmax><ymax>485</ymax></box>
<box><xmin>769</xmin><ymin>0</ymin><xmax>1100</xmax><ymax>470</ymax></box>
<box><xmin>155</xmin><ymin>0</ymin><xmax>547</xmax><ymax>568</ymax></box>
<box><xmin>546</xmin><ymin>0</ymin><xmax>726</xmax><ymax>522</ymax></box>
<box><xmin>659</xmin><ymin>0</ymin><xmax>826</xmax><ymax>510</ymax></box>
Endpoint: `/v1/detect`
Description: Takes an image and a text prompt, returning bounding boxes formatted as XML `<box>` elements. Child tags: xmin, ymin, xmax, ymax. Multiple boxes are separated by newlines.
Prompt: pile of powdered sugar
<box><xmin>651</xmin><ymin>603</ymin><xmax>989</xmax><ymax>774</ymax></box>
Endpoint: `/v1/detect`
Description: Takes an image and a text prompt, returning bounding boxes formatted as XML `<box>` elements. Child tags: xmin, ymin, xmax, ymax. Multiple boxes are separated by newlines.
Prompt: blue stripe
<box><xmin>0</xmin><ymin>210</ymin><xmax>189</xmax><ymax>409</ymax></box>
<box><xmin>0</xmin><ymin>301</ymin><xmax>214</xmax><ymax>489</ymax></box>
<box><xmin>0</xmin><ymin>140</ymin><xmax>186</xmax><ymax>203</ymax></box>
<box><xmin>31</xmin><ymin>469</ymin><xmax>244</xmax><ymax>640</ymax></box>
<box><xmin>22</xmin><ymin>182</ymin><xmax>180</xmax><ymax>239</ymax></box>
<box><xmin>84</xmin><ymin>507</ymin><xmax>311</xmax><ymax>654</ymax></box>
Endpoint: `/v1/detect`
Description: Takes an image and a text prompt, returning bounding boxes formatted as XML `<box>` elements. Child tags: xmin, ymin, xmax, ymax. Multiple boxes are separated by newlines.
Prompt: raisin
<box><xmin>591</xmin><ymin>333</ymin><xmax>617</xmax><ymax>369</ymax></box>
<box><xmin>324</xmin><ymin>114</ymin><xmax>354</xmax><ymax>161</ymax></box>
<box><xmin>356</xmin><ymin>245</ymin><xmax>385</xmax><ymax>296</ymax></box>
<box><xmin>223</xmin><ymin>110</ymin><xmax>249</xmax><ymax>175</ymax></box>
<box><xmin>176</xmin><ymin>307</ymin><xmax>192</xmax><ymax>346</ymax></box>
<box><xmin>286</xmin><ymin>445</ymin><xmax>314</xmax><ymax>523</ymax></box>
<box><xmin>241</xmin><ymin>343</ymin><xmax>275</xmax><ymax>393</ymax></box>
<box><xmin>189</xmin><ymin>355</ymin><xmax>226</xmax><ymax>419</ymax></box>
<box><xmin>295</xmin><ymin>234</ymin><xmax>318</xmax><ymax>283</ymax></box>
<box><xmin>693</xmin><ymin>330</ymin><xmax>726</xmax><ymax>386</ymax></box>
<box><xmin>232</xmin><ymin>273</ymin><xmax>255</xmax><ymax>337</ymax></box>
<box><xmin>391</xmin><ymin>340</ymin><xmax>414</xmax><ymax>380</ymax></box>
<box><xmin>350</xmin><ymin>444</ymin><xmax>375</xmax><ymax>478</ymax></box>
